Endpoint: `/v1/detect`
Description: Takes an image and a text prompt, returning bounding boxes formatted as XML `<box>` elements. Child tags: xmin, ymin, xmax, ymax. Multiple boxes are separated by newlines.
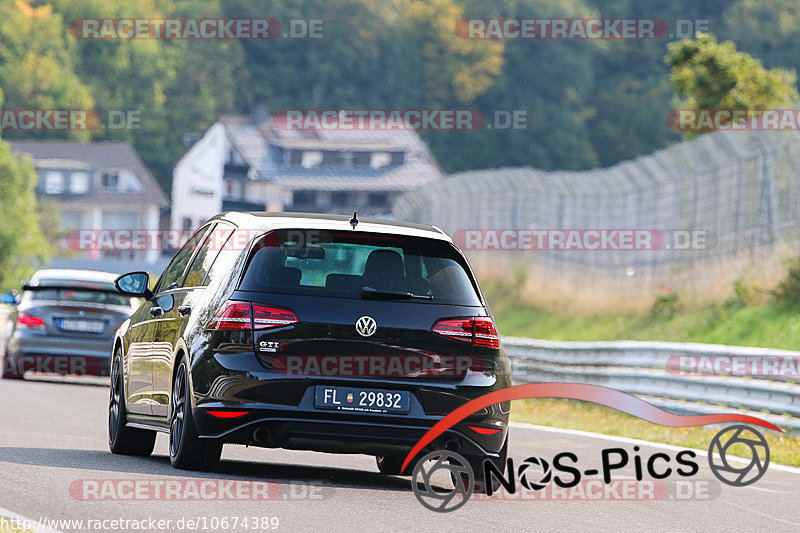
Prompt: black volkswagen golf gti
<box><xmin>110</xmin><ymin>212</ymin><xmax>510</xmax><ymax>477</ymax></box>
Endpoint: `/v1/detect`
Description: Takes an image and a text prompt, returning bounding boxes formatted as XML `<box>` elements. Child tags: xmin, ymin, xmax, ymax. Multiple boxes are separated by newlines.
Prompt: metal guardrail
<box><xmin>503</xmin><ymin>336</ymin><xmax>800</xmax><ymax>431</ymax></box>
<box><xmin>2</xmin><ymin>306</ymin><xmax>797</xmax><ymax>430</ymax></box>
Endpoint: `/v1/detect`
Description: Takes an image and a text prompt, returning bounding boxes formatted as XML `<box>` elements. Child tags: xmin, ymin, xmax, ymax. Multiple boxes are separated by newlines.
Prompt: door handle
<box><xmin>178</xmin><ymin>305</ymin><xmax>191</xmax><ymax>316</ymax></box>
<box><xmin>149</xmin><ymin>306</ymin><xmax>163</xmax><ymax>317</ymax></box>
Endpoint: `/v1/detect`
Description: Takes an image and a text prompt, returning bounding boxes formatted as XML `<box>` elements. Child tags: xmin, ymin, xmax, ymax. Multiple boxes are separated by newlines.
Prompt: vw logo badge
<box><xmin>355</xmin><ymin>316</ymin><xmax>377</xmax><ymax>337</ymax></box>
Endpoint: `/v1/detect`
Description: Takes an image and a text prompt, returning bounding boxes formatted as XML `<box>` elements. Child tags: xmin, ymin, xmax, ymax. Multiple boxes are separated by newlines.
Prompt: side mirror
<box><xmin>114</xmin><ymin>272</ymin><xmax>152</xmax><ymax>299</ymax></box>
<box><xmin>0</xmin><ymin>291</ymin><xmax>17</xmax><ymax>305</ymax></box>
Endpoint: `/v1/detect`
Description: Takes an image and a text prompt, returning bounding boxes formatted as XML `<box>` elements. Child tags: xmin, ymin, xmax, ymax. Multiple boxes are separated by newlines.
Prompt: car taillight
<box><xmin>431</xmin><ymin>317</ymin><xmax>500</xmax><ymax>349</ymax></box>
<box><xmin>17</xmin><ymin>312</ymin><xmax>45</xmax><ymax>329</ymax></box>
<box><xmin>207</xmin><ymin>301</ymin><xmax>298</xmax><ymax>331</ymax></box>
<box><xmin>252</xmin><ymin>304</ymin><xmax>298</xmax><ymax>329</ymax></box>
<box><xmin>473</xmin><ymin>317</ymin><xmax>501</xmax><ymax>348</ymax></box>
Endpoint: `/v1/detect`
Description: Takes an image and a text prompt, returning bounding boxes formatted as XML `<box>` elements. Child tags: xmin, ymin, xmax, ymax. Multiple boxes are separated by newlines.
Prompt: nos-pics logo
<box><xmin>411</xmin><ymin>425</ymin><xmax>770</xmax><ymax>512</ymax></box>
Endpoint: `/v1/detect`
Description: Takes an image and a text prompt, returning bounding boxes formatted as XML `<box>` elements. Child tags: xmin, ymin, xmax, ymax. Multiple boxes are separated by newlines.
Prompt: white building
<box><xmin>10</xmin><ymin>141</ymin><xmax>168</xmax><ymax>267</ymax></box>
<box><xmin>171</xmin><ymin>112</ymin><xmax>443</xmax><ymax>231</ymax></box>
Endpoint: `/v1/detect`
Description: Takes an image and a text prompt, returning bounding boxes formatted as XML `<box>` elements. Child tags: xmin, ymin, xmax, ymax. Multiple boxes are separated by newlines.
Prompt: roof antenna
<box><xmin>349</xmin><ymin>211</ymin><xmax>359</xmax><ymax>229</ymax></box>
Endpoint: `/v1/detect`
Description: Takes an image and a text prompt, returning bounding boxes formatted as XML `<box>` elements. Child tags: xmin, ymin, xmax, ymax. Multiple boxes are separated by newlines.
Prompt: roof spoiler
<box><xmin>22</xmin><ymin>284</ymin><xmax>123</xmax><ymax>294</ymax></box>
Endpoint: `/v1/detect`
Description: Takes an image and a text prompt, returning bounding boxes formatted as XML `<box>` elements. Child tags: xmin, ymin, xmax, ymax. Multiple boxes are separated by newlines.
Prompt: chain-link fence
<box><xmin>394</xmin><ymin>129</ymin><xmax>800</xmax><ymax>303</ymax></box>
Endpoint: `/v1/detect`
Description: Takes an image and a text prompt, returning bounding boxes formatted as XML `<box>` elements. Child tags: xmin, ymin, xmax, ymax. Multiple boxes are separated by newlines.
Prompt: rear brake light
<box><xmin>207</xmin><ymin>301</ymin><xmax>298</xmax><ymax>330</ymax></box>
<box><xmin>431</xmin><ymin>317</ymin><xmax>500</xmax><ymax>349</ymax></box>
<box><xmin>206</xmin><ymin>410</ymin><xmax>249</xmax><ymax>418</ymax></box>
<box><xmin>17</xmin><ymin>312</ymin><xmax>45</xmax><ymax>328</ymax></box>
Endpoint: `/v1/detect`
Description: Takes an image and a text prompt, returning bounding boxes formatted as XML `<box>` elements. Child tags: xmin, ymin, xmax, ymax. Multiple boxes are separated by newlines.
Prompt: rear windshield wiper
<box><xmin>361</xmin><ymin>287</ymin><xmax>433</xmax><ymax>300</ymax></box>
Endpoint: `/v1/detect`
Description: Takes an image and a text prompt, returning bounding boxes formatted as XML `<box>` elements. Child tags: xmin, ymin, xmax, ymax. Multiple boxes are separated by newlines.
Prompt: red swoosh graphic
<box><xmin>401</xmin><ymin>383</ymin><xmax>782</xmax><ymax>473</ymax></box>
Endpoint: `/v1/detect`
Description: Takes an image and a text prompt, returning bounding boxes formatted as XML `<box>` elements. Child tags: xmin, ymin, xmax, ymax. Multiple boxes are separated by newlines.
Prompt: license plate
<box><xmin>314</xmin><ymin>386</ymin><xmax>410</xmax><ymax>414</ymax></box>
<box><xmin>58</xmin><ymin>319</ymin><xmax>105</xmax><ymax>333</ymax></box>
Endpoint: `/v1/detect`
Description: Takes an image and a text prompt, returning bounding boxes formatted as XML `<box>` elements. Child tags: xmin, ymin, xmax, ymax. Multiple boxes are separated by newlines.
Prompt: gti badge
<box><xmin>355</xmin><ymin>315</ymin><xmax>377</xmax><ymax>337</ymax></box>
<box><xmin>258</xmin><ymin>341</ymin><xmax>282</xmax><ymax>352</ymax></box>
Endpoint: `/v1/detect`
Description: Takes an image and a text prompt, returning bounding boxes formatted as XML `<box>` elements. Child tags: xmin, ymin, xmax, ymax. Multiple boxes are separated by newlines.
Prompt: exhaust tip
<box><xmin>252</xmin><ymin>427</ymin><xmax>272</xmax><ymax>444</ymax></box>
<box><xmin>443</xmin><ymin>439</ymin><xmax>461</xmax><ymax>452</ymax></box>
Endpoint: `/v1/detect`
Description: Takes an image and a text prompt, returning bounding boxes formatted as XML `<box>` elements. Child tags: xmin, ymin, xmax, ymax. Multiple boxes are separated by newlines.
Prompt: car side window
<box><xmin>154</xmin><ymin>224</ymin><xmax>213</xmax><ymax>294</ymax></box>
<box><xmin>183</xmin><ymin>224</ymin><xmax>234</xmax><ymax>287</ymax></box>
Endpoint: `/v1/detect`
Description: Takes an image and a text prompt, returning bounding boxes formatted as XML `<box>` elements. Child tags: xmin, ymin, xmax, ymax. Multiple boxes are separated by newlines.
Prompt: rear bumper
<box><xmin>190</xmin><ymin>351</ymin><xmax>511</xmax><ymax>458</ymax></box>
<box><xmin>5</xmin><ymin>331</ymin><xmax>112</xmax><ymax>375</ymax></box>
<box><xmin>195</xmin><ymin>410</ymin><xmax>505</xmax><ymax>459</ymax></box>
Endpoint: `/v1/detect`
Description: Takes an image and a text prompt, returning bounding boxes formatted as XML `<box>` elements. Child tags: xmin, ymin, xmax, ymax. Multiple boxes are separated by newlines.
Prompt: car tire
<box><xmin>1</xmin><ymin>350</ymin><xmax>23</xmax><ymax>379</ymax></box>
<box><xmin>169</xmin><ymin>356</ymin><xmax>222</xmax><ymax>471</ymax></box>
<box><xmin>108</xmin><ymin>348</ymin><xmax>156</xmax><ymax>456</ymax></box>
<box><xmin>376</xmin><ymin>454</ymin><xmax>408</xmax><ymax>475</ymax></box>
<box><xmin>453</xmin><ymin>437</ymin><xmax>509</xmax><ymax>493</ymax></box>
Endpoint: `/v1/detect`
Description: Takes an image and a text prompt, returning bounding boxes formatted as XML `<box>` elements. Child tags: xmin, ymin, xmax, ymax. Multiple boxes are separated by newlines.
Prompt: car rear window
<box><xmin>27</xmin><ymin>279</ymin><xmax>132</xmax><ymax>306</ymax></box>
<box><xmin>238</xmin><ymin>230</ymin><xmax>482</xmax><ymax>306</ymax></box>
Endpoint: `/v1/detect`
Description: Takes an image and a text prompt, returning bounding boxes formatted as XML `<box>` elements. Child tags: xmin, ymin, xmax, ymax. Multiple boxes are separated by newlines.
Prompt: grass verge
<box><xmin>483</xmin><ymin>279</ymin><xmax>800</xmax><ymax>350</ymax></box>
<box><xmin>510</xmin><ymin>398</ymin><xmax>800</xmax><ymax>466</ymax></box>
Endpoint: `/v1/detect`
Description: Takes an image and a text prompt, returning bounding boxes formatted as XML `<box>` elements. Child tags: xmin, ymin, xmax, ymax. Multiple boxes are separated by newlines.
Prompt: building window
<box><xmin>223</xmin><ymin>180</ymin><xmax>242</xmax><ymax>200</ymax></box>
<box><xmin>44</xmin><ymin>171</ymin><xmax>65</xmax><ymax>194</ymax></box>
<box><xmin>354</xmin><ymin>152</ymin><xmax>371</xmax><ymax>166</ymax></box>
<box><xmin>390</xmin><ymin>152</ymin><xmax>405</xmax><ymax>166</ymax></box>
<box><xmin>70</xmin><ymin>172</ymin><xmax>90</xmax><ymax>194</ymax></box>
<box><xmin>331</xmin><ymin>192</ymin><xmax>348</xmax><ymax>206</ymax></box>
<box><xmin>341</xmin><ymin>152</ymin><xmax>354</xmax><ymax>167</ymax></box>
<box><xmin>292</xmin><ymin>190</ymin><xmax>314</xmax><ymax>205</ymax></box>
<box><xmin>301</xmin><ymin>151</ymin><xmax>323</xmax><ymax>168</ymax></box>
<box><xmin>100</xmin><ymin>171</ymin><xmax>119</xmax><ymax>190</ymax></box>
<box><xmin>368</xmin><ymin>192</ymin><xmax>389</xmax><ymax>206</ymax></box>
<box><xmin>315</xmin><ymin>192</ymin><xmax>331</xmax><ymax>208</ymax></box>
<box><xmin>370</xmin><ymin>152</ymin><xmax>391</xmax><ymax>169</ymax></box>
<box><xmin>59</xmin><ymin>211</ymin><xmax>82</xmax><ymax>231</ymax></box>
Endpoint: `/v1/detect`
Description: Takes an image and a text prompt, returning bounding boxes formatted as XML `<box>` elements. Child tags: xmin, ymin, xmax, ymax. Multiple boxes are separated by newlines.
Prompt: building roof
<box><xmin>9</xmin><ymin>141</ymin><xmax>168</xmax><ymax>207</ymax></box>
<box><xmin>217</xmin><ymin>113</ymin><xmax>442</xmax><ymax>192</ymax></box>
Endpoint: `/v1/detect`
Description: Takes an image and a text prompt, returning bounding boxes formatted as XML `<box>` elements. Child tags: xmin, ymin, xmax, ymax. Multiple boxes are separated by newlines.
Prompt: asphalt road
<box><xmin>1</xmin><ymin>376</ymin><xmax>799</xmax><ymax>533</ymax></box>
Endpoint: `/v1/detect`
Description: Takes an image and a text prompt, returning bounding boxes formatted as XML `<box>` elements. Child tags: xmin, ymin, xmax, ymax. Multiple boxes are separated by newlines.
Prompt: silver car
<box><xmin>1</xmin><ymin>269</ymin><xmax>138</xmax><ymax>379</ymax></box>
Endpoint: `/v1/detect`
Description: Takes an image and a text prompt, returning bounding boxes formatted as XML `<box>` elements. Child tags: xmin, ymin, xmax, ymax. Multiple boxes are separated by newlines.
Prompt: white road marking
<box><xmin>719</xmin><ymin>499</ymin><xmax>800</xmax><ymax>527</ymax></box>
<box><xmin>0</xmin><ymin>506</ymin><xmax>62</xmax><ymax>533</ymax></box>
<box><xmin>509</xmin><ymin>422</ymin><xmax>800</xmax><ymax>475</ymax></box>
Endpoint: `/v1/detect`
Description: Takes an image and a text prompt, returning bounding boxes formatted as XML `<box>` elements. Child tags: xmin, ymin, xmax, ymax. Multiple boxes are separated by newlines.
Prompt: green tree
<box><xmin>0</xmin><ymin>0</ymin><xmax>94</xmax><ymax>141</ymax></box>
<box><xmin>722</xmin><ymin>0</ymin><xmax>800</xmax><ymax>71</ymax></box>
<box><xmin>665</xmin><ymin>32</ymin><xmax>799</xmax><ymax>137</ymax></box>
<box><xmin>48</xmin><ymin>0</ymin><xmax>246</xmax><ymax>190</ymax></box>
<box><xmin>429</xmin><ymin>0</ymin><xmax>602</xmax><ymax>172</ymax></box>
<box><xmin>403</xmin><ymin>0</ymin><xmax>503</xmax><ymax>105</ymax></box>
<box><xmin>0</xmin><ymin>89</ymin><xmax>48</xmax><ymax>290</ymax></box>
